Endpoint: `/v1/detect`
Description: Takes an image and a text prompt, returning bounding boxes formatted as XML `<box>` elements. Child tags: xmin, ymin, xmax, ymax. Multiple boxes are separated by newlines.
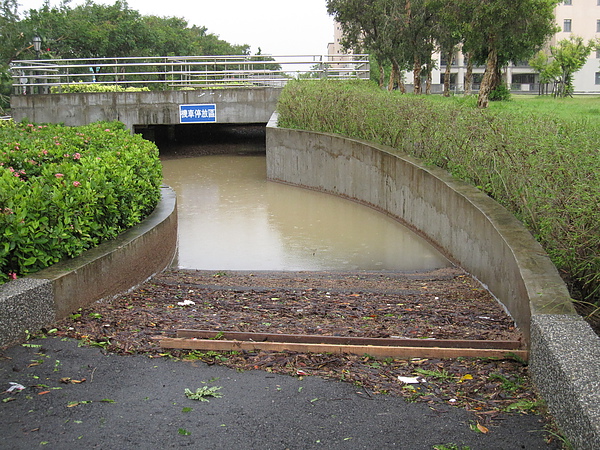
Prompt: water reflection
<box><xmin>161</xmin><ymin>154</ymin><xmax>450</xmax><ymax>271</ymax></box>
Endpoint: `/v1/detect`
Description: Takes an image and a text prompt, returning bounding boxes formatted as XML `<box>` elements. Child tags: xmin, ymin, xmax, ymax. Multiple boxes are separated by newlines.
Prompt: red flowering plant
<box><xmin>0</xmin><ymin>120</ymin><xmax>162</xmax><ymax>283</ymax></box>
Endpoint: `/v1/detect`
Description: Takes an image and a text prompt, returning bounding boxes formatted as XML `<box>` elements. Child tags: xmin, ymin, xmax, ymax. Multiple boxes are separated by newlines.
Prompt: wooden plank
<box><xmin>175</xmin><ymin>329</ymin><xmax>522</xmax><ymax>350</ymax></box>
<box><xmin>160</xmin><ymin>337</ymin><xmax>529</xmax><ymax>361</ymax></box>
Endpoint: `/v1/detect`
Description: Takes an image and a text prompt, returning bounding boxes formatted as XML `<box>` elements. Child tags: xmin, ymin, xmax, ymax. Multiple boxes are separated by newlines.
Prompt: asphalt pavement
<box><xmin>0</xmin><ymin>337</ymin><xmax>558</xmax><ymax>450</ymax></box>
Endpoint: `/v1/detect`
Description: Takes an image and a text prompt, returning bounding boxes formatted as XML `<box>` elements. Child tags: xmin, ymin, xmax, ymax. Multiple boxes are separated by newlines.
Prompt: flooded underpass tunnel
<box><xmin>140</xmin><ymin>123</ymin><xmax>451</xmax><ymax>272</ymax></box>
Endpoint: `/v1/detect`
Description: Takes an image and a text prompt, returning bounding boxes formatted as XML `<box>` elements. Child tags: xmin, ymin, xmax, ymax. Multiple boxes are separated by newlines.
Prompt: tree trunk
<box><xmin>388</xmin><ymin>60</ymin><xmax>398</xmax><ymax>91</ymax></box>
<box><xmin>425</xmin><ymin>62</ymin><xmax>432</xmax><ymax>94</ymax></box>
<box><xmin>379</xmin><ymin>63</ymin><xmax>385</xmax><ymax>88</ymax></box>
<box><xmin>413</xmin><ymin>55</ymin><xmax>422</xmax><ymax>94</ymax></box>
<box><xmin>465</xmin><ymin>51</ymin><xmax>473</xmax><ymax>95</ymax></box>
<box><xmin>477</xmin><ymin>47</ymin><xmax>498</xmax><ymax>108</ymax></box>
<box><xmin>388</xmin><ymin>62</ymin><xmax>403</xmax><ymax>92</ymax></box>
<box><xmin>391</xmin><ymin>57</ymin><xmax>406</xmax><ymax>93</ymax></box>
<box><xmin>397</xmin><ymin>73</ymin><xmax>406</xmax><ymax>94</ymax></box>
<box><xmin>443</xmin><ymin>48</ymin><xmax>453</xmax><ymax>97</ymax></box>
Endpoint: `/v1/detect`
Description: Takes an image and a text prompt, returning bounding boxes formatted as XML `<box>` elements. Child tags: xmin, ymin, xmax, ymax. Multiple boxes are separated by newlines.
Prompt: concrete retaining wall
<box><xmin>0</xmin><ymin>186</ymin><xmax>177</xmax><ymax>348</ymax></box>
<box><xmin>266</xmin><ymin>115</ymin><xmax>600</xmax><ymax>449</ymax></box>
<box><xmin>10</xmin><ymin>88</ymin><xmax>282</xmax><ymax>131</ymax></box>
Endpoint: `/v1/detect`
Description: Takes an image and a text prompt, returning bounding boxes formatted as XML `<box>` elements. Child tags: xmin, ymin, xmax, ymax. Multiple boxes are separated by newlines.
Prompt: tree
<box><xmin>462</xmin><ymin>0</ymin><xmax>560</xmax><ymax>108</ymax></box>
<box><xmin>141</xmin><ymin>15</ymin><xmax>198</xmax><ymax>57</ymax></box>
<box><xmin>530</xmin><ymin>37</ymin><xmax>595</xmax><ymax>97</ymax></box>
<box><xmin>3</xmin><ymin>1</ymin><xmax>254</xmax><ymax>96</ymax></box>
<box><xmin>25</xmin><ymin>1</ymin><xmax>152</xmax><ymax>59</ymax></box>
<box><xmin>0</xmin><ymin>0</ymin><xmax>26</xmax><ymax>62</ymax></box>
<box><xmin>327</xmin><ymin>0</ymin><xmax>407</xmax><ymax>90</ymax></box>
<box><xmin>550</xmin><ymin>36</ymin><xmax>593</xmax><ymax>97</ymax></box>
<box><xmin>528</xmin><ymin>49</ymin><xmax>561</xmax><ymax>95</ymax></box>
<box><xmin>428</xmin><ymin>0</ymin><xmax>467</xmax><ymax>96</ymax></box>
<box><xmin>19</xmin><ymin>1</ymin><xmax>250</xmax><ymax>60</ymax></box>
<box><xmin>0</xmin><ymin>0</ymin><xmax>24</xmax><ymax>110</ymax></box>
<box><xmin>328</xmin><ymin>0</ymin><xmax>442</xmax><ymax>93</ymax></box>
<box><xmin>402</xmin><ymin>0</ymin><xmax>438</xmax><ymax>94</ymax></box>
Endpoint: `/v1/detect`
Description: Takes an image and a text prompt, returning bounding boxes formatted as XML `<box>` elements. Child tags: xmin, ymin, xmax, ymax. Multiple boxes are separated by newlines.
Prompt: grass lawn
<box><xmin>488</xmin><ymin>94</ymin><xmax>600</xmax><ymax>123</ymax></box>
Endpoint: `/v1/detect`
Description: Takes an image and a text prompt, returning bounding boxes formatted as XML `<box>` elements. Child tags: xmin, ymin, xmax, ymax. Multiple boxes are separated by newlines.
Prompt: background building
<box><xmin>553</xmin><ymin>0</ymin><xmax>600</xmax><ymax>92</ymax></box>
<box><xmin>330</xmin><ymin>1</ymin><xmax>600</xmax><ymax>93</ymax></box>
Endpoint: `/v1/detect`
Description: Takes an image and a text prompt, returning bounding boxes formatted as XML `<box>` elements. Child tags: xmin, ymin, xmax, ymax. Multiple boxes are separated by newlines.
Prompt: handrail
<box><xmin>10</xmin><ymin>54</ymin><xmax>370</xmax><ymax>94</ymax></box>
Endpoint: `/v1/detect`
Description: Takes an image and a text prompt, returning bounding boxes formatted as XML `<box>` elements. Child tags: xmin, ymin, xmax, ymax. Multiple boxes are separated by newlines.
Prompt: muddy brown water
<box><xmin>161</xmin><ymin>149</ymin><xmax>450</xmax><ymax>272</ymax></box>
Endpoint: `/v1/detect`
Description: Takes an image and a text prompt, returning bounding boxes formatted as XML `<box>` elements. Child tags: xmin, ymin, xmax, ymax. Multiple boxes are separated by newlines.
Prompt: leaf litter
<box><xmin>53</xmin><ymin>268</ymin><xmax>543</xmax><ymax>428</ymax></box>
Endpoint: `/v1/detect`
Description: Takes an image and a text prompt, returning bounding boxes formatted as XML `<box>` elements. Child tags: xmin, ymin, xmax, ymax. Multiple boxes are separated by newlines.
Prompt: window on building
<box><xmin>596</xmin><ymin>72</ymin><xmax>600</xmax><ymax>85</ymax></box>
<box><xmin>564</xmin><ymin>0</ymin><xmax>571</xmax><ymax>5</ymax></box>
<box><xmin>440</xmin><ymin>53</ymin><xmax>458</xmax><ymax>67</ymax></box>
<box><xmin>597</xmin><ymin>19</ymin><xmax>600</xmax><ymax>32</ymax></box>
<box><xmin>563</xmin><ymin>19</ymin><xmax>572</xmax><ymax>32</ymax></box>
<box><xmin>597</xmin><ymin>50</ymin><xmax>600</xmax><ymax>59</ymax></box>
<box><xmin>513</xmin><ymin>74</ymin><xmax>536</xmax><ymax>84</ymax></box>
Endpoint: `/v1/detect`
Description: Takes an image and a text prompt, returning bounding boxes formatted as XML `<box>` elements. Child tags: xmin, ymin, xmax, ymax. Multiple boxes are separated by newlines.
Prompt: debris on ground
<box><xmin>54</xmin><ymin>268</ymin><xmax>540</xmax><ymax>424</ymax></box>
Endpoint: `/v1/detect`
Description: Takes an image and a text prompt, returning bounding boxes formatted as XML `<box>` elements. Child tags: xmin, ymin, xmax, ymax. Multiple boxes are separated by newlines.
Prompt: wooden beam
<box><xmin>160</xmin><ymin>337</ymin><xmax>529</xmax><ymax>361</ymax></box>
<box><xmin>175</xmin><ymin>329</ymin><xmax>523</xmax><ymax>350</ymax></box>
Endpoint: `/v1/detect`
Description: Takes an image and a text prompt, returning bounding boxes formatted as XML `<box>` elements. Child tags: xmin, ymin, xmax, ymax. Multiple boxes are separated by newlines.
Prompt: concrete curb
<box><xmin>0</xmin><ymin>186</ymin><xmax>178</xmax><ymax>348</ymax></box>
<box><xmin>266</xmin><ymin>115</ymin><xmax>600</xmax><ymax>449</ymax></box>
<box><xmin>530</xmin><ymin>315</ymin><xmax>600</xmax><ymax>449</ymax></box>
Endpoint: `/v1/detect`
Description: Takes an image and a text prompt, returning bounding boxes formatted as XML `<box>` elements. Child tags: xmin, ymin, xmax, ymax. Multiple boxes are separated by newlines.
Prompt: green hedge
<box><xmin>0</xmin><ymin>120</ymin><xmax>162</xmax><ymax>283</ymax></box>
<box><xmin>50</xmin><ymin>84</ymin><xmax>151</xmax><ymax>94</ymax></box>
<box><xmin>277</xmin><ymin>80</ymin><xmax>600</xmax><ymax>305</ymax></box>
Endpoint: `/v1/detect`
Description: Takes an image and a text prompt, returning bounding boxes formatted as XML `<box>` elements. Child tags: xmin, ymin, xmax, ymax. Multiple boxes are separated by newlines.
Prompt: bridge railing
<box><xmin>10</xmin><ymin>54</ymin><xmax>370</xmax><ymax>94</ymax></box>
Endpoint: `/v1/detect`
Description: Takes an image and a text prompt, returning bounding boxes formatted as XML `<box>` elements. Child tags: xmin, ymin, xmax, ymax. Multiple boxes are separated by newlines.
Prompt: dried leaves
<box><xmin>56</xmin><ymin>269</ymin><xmax>536</xmax><ymax>417</ymax></box>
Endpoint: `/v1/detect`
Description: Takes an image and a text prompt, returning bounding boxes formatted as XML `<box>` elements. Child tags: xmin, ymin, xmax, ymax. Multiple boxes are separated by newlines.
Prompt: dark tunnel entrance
<box><xmin>135</xmin><ymin>123</ymin><xmax>267</xmax><ymax>158</ymax></box>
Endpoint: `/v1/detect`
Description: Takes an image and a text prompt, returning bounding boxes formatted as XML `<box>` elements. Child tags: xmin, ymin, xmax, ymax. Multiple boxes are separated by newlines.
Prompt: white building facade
<box><xmin>553</xmin><ymin>0</ymin><xmax>600</xmax><ymax>93</ymax></box>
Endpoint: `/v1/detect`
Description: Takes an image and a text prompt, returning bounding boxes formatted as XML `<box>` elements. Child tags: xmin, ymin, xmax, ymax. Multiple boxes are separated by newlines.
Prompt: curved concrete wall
<box><xmin>266</xmin><ymin>117</ymin><xmax>574</xmax><ymax>340</ymax></box>
<box><xmin>0</xmin><ymin>186</ymin><xmax>177</xmax><ymax>347</ymax></box>
<box><xmin>266</xmin><ymin>115</ymin><xmax>600</xmax><ymax>449</ymax></box>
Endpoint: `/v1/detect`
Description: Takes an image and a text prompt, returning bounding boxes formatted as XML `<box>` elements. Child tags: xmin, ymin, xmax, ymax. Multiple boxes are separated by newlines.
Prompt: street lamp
<box><xmin>33</xmin><ymin>35</ymin><xmax>41</xmax><ymax>59</ymax></box>
<box><xmin>32</xmin><ymin>36</ymin><xmax>42</xmax><ymax>94</ymax></box>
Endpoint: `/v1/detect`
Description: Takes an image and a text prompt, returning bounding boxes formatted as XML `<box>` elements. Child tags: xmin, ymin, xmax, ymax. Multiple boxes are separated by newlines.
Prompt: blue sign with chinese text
<box><xmin>179</xmin><ymin>104</ymin><xmax>217</xmax><ymax>123</ymax></box>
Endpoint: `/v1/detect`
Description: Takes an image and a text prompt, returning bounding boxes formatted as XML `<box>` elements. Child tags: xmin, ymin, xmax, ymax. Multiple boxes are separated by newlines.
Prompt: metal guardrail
<box><xmin>10</xmin><ymin>54</ymin><xmax>370</xmax><ymax>94</ymax></box>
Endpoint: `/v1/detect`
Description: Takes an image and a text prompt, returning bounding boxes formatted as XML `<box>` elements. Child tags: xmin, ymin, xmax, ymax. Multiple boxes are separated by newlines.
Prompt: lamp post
<box><xmin>32</xmin><ymin>36</ymin><xmax>42</xmax><ymax>94</ymax></box>
<box><xmin>33</xmin><ymin>35</ymin><xmax>41</xmax><ymax>59</ymax></box>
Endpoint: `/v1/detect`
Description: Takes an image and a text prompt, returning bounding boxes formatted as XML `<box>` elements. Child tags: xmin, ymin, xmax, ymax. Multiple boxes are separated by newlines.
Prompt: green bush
<box><xmin>50</xmin><ymin>84</ymin><xmax>151</xmax><ymax>94</ymax></box>
<box><xmin>0</xmin><ymin>119</ymin><xmax>162</xmax><ymax>283</ymax></box>
<box><xmin>277</xmin><ymin>80</ymin><xmax>600</xmax><ymax>305</ymax></box>
<box><xmin>489</xmin><ymin>84</ymin><xmax>511</xmax><ymax>102</ymax></box>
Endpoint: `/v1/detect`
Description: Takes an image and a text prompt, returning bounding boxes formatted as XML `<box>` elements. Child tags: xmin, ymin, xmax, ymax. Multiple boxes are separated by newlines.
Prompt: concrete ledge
<box><xmin>11</xmin><ymin>88</ymin><xmax>282</xmax><ymax>131</ymax></box>
<box><xmin>266</xmin><ymin>115</ymin><xmax>599</xmax><ymax>448</ymax></box>
<box><xmin>0</xmin><ymin>186</ymin><xmax>178</xmax><ymax>348</ymax></box>
<box><xmin>531</xmin><ymin>315</ymin><xmax>600</xmax><ymax>449</ymax></box>
<box><xmin>0</xmin><ymin>279</ymin><xmax>54</xmax><ymax>345</ymax></box>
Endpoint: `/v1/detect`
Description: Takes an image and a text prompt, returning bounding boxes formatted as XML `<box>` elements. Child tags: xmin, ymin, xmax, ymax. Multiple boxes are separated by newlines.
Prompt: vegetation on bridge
<box><xmin>277</xmin><ymin>80</ymin><xmax>600</xmax><ymax>309</ymax></box>
<box><xmin>49</xmin><ymin>84</ymin><xmax>151</xmax><ymax>94</ymax></box>
<box><xmin>0</xmin><ymin>120</ymin><xmax>162</xmax><ymax>283</ymax></box>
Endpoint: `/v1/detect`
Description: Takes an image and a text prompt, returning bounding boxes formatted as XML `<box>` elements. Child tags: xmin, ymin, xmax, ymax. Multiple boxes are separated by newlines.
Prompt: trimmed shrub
<box><xmin>0</xmin><ymin>120</ymin><xmax>162</xmax><ymax>283</ymax></box>
<box><xmin>277</xmin><ymin>80</ymin><xmax>600</xmax><ymax>304</ymax></box>
<box><xmin>50</xmin><ymin>84</ymin><xmax>151</xmax><ymax>94</ymax></box>
<box><xmin>489</xmin><ymin>84</ymin><xmax>511</xmax><ymax>102</ymax></box>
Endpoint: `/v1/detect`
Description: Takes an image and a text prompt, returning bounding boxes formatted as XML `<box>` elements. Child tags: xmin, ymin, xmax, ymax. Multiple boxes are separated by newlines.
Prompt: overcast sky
<box><xmin>16</xmin><ymin>0</ymin><xmax>335</xmax><ymax>56</ymax></box>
